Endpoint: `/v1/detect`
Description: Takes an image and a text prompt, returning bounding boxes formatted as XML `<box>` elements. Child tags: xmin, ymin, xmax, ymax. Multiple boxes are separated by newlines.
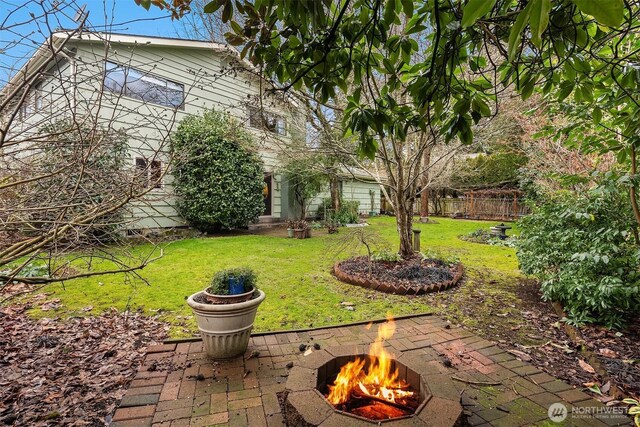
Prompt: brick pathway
<box><xmin>110</xmin><ymin>314</ymin><xmax>631</xmax><ymax>426</ymax></box>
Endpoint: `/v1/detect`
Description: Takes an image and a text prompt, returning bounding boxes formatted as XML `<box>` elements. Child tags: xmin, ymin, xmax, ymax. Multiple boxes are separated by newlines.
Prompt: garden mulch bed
<box><xmin>334</xmin><ymin>255</ymin><xmax>463</xmax><ymax>295</ymax></box>
<box><xmin>577</xmin><ymin>318</ymin><xmax>640</xmax><ymax>399</ymax></box>
<box><xmin>0</xmin><ymin>289</ymin><xmax>169</xmax><ymax>426</ymax></box>
<box><xmin>508</xmin><ymin>280</ymin><xmax>639</xmax><ymax>401</ymax></box>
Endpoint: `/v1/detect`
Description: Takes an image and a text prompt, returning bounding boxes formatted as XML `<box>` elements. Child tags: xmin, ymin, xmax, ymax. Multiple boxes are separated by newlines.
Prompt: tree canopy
<box><xmin>177</xmin><ymin>0</ymin><xmax>633</xmax><ymax>158</ymax></box>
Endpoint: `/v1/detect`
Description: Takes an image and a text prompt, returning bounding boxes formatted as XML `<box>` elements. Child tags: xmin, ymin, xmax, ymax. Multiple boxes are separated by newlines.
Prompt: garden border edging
<box><xmin>333</xmin><ymin>260</ymin><xmax>464</xmax><ymax>295</ymax></box>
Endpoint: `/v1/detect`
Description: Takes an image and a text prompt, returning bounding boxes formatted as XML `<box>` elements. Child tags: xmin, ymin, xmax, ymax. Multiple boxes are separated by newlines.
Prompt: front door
<box><xmin>263</xmin><ymin>174</ymin><xmax>272</xmax><ymax>216</ymax></box>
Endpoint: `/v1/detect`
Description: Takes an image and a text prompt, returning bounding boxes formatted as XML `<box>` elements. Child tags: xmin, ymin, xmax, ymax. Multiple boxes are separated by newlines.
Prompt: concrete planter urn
<box><xmin>187</xmin><ymin>289</ymin><xmax>265</xmax><ymax>359</ymax></box>
<box><xmin>188</xmin><ymin>267</ymin><xmax>265</xmax><ymax>359</ymax></box>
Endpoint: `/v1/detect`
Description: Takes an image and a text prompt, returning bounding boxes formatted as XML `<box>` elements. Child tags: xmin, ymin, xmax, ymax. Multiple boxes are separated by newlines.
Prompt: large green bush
<box><xmin>517</xmin><ymin>185</ymin><xmax>640</xmax><ymax>328</ymax></box>
<box><xmin>172</xmin><ymin>110</ymin><xmax>265</xmax><ymax>232</ymax></box>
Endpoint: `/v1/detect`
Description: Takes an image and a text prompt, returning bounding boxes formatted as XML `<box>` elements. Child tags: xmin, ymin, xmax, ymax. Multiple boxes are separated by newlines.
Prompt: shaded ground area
<box><xmin>0</xmin><ymin>296</ymin><xmax>168</xmax><ymax>426</ymax></box>
<box><xmin>582</xmin><ymin>322</ymin><xmax>640</xmax><ymax>398</ymax></box>
<box><xmin>426</xmin><ymin>268</ymin><xmax>640</xmax><ymax>405</ymax></box>
<box><xmin>110</xmin><ymin>315</ymin><xmax>631</xmax><ymax>426</ymax></box>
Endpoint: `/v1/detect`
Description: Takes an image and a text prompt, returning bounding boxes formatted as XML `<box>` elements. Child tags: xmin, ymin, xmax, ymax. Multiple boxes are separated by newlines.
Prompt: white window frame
<box><xmin>19</xmin><ymin>82</ymin><xmax>43</xmax><ymax>119</ymax></box>
<box><xmin>104</xmin><ymin>61</ymin><xmax>185</xmax><ymax>110</ymax></box>
<box><xmin>248</xmin><ymin>106</ymin><xmax>287</xmax><ymax>136</ymax></box>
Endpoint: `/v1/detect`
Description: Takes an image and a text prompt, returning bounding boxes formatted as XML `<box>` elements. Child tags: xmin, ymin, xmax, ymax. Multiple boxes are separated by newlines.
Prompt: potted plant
<box><xmin>293</xmin><ymin>219</ymin><xmax>310</xmax><ymax>239</ymax></box>
<box><xmin>187</xmin><ymin>267</ymin><xmax>266</xmax><ymax>359</ymax></box>
<box><xmin>286</xmin><ymin>219</ymin><xmax>295</xmax><ymax>238</ymax></box>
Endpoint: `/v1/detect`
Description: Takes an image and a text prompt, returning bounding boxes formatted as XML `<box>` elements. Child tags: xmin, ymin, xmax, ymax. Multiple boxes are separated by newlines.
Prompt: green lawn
<box><xmin>35</xmin><ymin>216</ymin><xmax>522</xmax><ymax>338</ymax></box>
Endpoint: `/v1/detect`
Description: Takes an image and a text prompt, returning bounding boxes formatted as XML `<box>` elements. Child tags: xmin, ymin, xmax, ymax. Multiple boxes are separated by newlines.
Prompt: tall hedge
<box><xmin>172</xmin><ymin>110</ymin><xmax>265</xmax><ymax>232</ymax></box>
<box><xmin>449</xmin><ymin>151</ymin><xmax>527</xmax><ymax>190</ymax></box>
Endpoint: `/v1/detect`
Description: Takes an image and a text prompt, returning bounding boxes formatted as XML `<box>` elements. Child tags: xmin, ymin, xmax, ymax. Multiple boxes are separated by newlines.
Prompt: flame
<box><xmin>327</xmin><ymin>314</ymin><xmax>414</xmax><ymax>406</ymax></box>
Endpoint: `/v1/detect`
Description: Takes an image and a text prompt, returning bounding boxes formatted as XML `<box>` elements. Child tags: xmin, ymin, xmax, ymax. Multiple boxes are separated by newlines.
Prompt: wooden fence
<box><xmin>418</xmin><ymin>194</ymin><xmax>529</xmax><ymax>221</ymax></box>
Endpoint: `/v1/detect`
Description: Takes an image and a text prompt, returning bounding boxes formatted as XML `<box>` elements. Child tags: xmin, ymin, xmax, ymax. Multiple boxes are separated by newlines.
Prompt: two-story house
<box><xmin>3</xmin><ymin>31</ymin><xmax>381</xmax><ymax>230</ymax></box>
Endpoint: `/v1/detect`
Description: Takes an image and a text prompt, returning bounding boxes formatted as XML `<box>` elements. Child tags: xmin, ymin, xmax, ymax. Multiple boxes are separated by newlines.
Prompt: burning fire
<box><xmin>327</xmin><ymin>314</ymin><xmax>414</xmax><ymax>406</ymax></box>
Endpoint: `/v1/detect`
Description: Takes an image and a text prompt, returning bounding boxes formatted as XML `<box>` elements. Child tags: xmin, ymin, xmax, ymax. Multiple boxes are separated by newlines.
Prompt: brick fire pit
<box><xmin>284</xmin><ymin>347</ymin><xmax>463</xmax><ymax>426</ymax></box>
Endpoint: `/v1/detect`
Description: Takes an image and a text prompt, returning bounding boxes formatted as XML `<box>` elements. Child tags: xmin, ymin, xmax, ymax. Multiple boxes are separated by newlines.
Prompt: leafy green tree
<box><xmin>192</xmin><ymin>0</ymin><xmax>628</xmax><ymax>150</ymax></box>
<box><xmin>495</xmin><ymin>1</ymin><xmax>640</xmax><ymax>234</ymax></box>
<box><xmin>172</xmin><ymin>110</ymin><xmax>265</xmax><ymax>232</ymax></box>
<box><xmin>193</xmin><ymin>0</ymin><xmax>629</xmax><ymax>255</ymax></box>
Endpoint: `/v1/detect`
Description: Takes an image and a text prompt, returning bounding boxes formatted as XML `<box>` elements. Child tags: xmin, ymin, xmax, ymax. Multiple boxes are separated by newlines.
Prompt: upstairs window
<box><xmin>248</xmin><ymin>106</ymin><xmax>286</xmax><ymax>135</ymax></box>
<box><xmin>135</xmin><ymin>157</ymin><xmax>163</xmax><ymax>189</ymax></box>
<box><xmin>104</xmin><ymin>61</ymin><xmax>184</xmax><ymax>109</ymax></box>
<box><xmin>19</xmin><ymin>82</ymin><xmax>43</xmax><ymax>118</ymax></box>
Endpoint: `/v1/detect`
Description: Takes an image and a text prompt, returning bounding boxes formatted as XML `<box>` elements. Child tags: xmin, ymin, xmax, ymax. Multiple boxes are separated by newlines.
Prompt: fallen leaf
<box><xmin>598</xmin><ymin>348</ymin><xmax>618</xmax><ymax>358</ymax></box>
<box><xmin>0</xmin><ymin>299</ymin><xmax>168</xmax><ymax>425</ymax></box>
<box><xmin>578</xmin><ymin>359</ymin><xmax>596</xmax><ymax>374</ymax></box>
<box><xmin>508</xmin><ymin>349</ymin><xmax>532</xmax><ymax>362</ymax></box>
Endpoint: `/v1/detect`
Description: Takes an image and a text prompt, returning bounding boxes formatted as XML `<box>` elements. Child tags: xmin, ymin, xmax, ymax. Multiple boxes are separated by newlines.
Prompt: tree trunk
<box><xmin>395</xmin><ymin>188</ymin><xmax>414</xmax><ymax>258</ymax></box>
<box><xmin>329</xmin><ymin>175</ymin><xmax>341</xmax><ymax>212</ymax></box>
<box><xmin>420</xmin><ymin>146</ymin><xmax>432</xmax><ymax>218</ymax></box>
<box><xmin>421</xmin><ymin>188</ymin><xmax>429</xmax><ymax>217</ymax></box>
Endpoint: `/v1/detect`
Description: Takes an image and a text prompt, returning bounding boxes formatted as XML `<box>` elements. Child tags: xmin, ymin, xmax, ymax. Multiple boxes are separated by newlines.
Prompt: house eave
<box><xmin>1</xmin><ymin>31</ymin><xmax>299</xmax><ymax>108</ymax></box>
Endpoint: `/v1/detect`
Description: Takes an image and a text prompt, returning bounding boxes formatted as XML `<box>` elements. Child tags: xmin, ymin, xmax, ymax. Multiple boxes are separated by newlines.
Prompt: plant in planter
<box><xmin>204</xmin><ymin>267</ymin><xmax>257</xmax><ymax>303</ymax></box>
<box><xmin>286</xmin><ymin>219</ymin><xmax>295</xmax><ymax>238</ymax></box>
<box><xmin>187</xmin><ymin>267</ymin><xmax>266</xmax><ymax>359</ymax></box>
<box><xmin>293</xmin><ymin>219</ymin><xmax>310</xmax><ymax>239</ymax></box>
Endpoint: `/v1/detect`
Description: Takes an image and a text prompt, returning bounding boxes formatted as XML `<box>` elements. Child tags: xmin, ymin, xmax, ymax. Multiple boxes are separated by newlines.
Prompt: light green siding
<box><xmin>341</xmin><ymin>180</ymin><xmax>381</xmax><ymax>213</ymax></box>
<box><xmin>293</xmin><ymin>179</ymin><xmax>381</xmax><ymax>220</ymax></box>
<box><xmin>65</xmin><ymin>37</ymin><xmax>293</xmax><ymax>229</ymax></box>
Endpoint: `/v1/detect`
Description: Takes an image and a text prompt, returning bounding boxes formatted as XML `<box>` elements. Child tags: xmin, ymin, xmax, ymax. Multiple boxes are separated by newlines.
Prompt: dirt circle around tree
<box><xmin>333</xmin><ymin>255</ymin><xmax>464</xmax><ymax>295</ymax></box>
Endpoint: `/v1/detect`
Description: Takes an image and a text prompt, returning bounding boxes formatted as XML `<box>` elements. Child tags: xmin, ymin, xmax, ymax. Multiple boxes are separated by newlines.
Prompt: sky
<box><xmin>0</xmin><ymin>0</ymin><xmax>191</xmax><ymax>84</ymax></box>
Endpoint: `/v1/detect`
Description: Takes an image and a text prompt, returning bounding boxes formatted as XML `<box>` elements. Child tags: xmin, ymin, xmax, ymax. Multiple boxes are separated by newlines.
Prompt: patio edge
<box><xmin>163</xmin><ymin>311</ymin><xmax>436</xmax><ymax>344</ymax></box>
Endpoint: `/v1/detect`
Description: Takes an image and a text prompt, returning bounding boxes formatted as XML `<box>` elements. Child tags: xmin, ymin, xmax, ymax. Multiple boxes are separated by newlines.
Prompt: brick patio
<box><xmin>110</xmin><ymin>314</ymin><xmax>631</xmax><ymax>426</ymax></box>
